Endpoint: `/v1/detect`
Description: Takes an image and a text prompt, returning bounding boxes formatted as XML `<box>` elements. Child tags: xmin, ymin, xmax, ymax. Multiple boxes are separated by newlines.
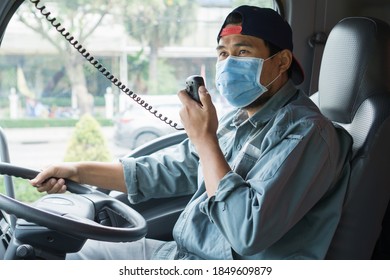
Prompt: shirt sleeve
<box><xmin>199</xmin><ymin>118</ymin><xmax>343</xmax><ymax>256</ymax></box>
<box><xmin>120</xmin><ymin>138</ymin><xmax>199</xmax><ymax>204</ymax></box>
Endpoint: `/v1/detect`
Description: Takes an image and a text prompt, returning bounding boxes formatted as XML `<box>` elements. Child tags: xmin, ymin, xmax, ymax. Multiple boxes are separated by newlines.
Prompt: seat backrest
<box><xmin>316</xmin><ymin>17</ymin><xmax>390</xmax><ymax>259</ymax></box>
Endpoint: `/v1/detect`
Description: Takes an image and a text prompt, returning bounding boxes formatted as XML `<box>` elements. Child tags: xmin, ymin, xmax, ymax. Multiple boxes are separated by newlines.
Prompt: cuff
<box><xmin>119</xmin><ymin>157</ymin><xmax>140</xmax><ymax>203</ymax></box>
<box><xmin>199</xmin><ymin>171</ymin><xmax>246</xmax><ymax>219</ymax></box>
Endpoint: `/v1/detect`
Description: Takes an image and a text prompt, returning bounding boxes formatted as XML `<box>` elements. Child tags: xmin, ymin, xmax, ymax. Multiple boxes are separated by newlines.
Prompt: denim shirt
<box><xmin>121</xmin><ymin>80</ymin><xmax>352</xmax><ymax>260</ymax></box>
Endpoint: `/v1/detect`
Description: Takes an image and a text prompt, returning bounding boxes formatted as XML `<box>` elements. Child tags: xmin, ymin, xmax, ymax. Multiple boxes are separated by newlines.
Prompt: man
<box><xmin>30</xmin><ymin>6</ymin><xmax>352</xmax><ymax>259</ymax></box>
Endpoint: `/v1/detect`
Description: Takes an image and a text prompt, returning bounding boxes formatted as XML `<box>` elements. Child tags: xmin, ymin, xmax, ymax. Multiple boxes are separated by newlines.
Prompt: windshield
<box><xmin>0</xmin><ymin>0</ymin><xmax>277</xmax><ymax>201</ymax></box>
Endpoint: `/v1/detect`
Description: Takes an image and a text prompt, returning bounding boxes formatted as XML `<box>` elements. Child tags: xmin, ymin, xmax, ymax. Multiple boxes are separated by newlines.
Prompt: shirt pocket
<box><xmin>233</xmin><ymin>142</ymin><xmax>261</xmax><ymax>178</ymax></box>
<box><xmin>255</xmin><ymin>134</ymin><xmax>303</xmax><ymax>181</ymax></box>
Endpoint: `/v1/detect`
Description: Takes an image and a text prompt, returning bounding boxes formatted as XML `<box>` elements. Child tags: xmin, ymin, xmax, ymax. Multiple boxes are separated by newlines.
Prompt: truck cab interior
<box><xmin>0</xmin><ymin>0</ymin><xmax>389</xmax><ymax>260</ymax></box>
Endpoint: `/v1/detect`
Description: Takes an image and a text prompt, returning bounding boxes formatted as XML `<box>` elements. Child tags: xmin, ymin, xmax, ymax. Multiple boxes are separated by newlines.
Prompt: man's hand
<box><xmin>178</xmin><ymin>85</ymin><xmax>218</xmax><ymax>146</ymax></box>
<box><xmin>29</xmin><ymin>163</ymin><xmax>79</xmax><ymax>194</ymax></box>
<box><xmin>178</xmin><ymin>86</ymin><xmax>231</xmax><ymax>197</ymax></box>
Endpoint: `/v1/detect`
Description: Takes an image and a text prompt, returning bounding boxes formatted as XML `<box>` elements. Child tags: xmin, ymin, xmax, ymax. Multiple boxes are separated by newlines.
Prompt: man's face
<box><xmin>216</xmin><ymin>27</ymin><xmax>281</xmax><ymax>89</ymax></box>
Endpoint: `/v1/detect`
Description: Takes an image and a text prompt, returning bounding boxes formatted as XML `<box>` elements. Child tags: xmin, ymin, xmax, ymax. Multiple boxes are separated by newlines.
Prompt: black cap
<box><xmin>218</xmin><ymin>6</ymin><xmax>304</xmax><ymax>85</ymax></box>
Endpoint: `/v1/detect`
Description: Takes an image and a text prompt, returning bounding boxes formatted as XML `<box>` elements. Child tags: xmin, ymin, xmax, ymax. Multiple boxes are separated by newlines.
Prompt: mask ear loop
<box><xmin>265</xmin><ymin>72</ymin><xmax>282</xmax><ymax>88</ymax></box>
<box><xmin>263</xmin><ymin>51</ymin><xmax>282</xmax><ymax>88</ymax></box>
<box><xmin>264</xmin><ymin>51</ymin><xmax>281</xmax><ymax>62</ymax></box>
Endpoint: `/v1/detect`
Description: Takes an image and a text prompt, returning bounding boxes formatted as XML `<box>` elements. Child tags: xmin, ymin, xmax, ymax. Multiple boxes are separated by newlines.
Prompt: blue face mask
<box><xmin>215</xmin><ymin>54</ymin><xmax>280</xmax><ymax>108</ymax></box>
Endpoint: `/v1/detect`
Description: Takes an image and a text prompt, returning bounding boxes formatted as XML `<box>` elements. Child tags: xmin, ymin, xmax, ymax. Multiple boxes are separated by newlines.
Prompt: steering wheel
<box><xmin>0</xmin><ymin>162</ymin><xmax>147</xmax><ymax>243</ymax></box>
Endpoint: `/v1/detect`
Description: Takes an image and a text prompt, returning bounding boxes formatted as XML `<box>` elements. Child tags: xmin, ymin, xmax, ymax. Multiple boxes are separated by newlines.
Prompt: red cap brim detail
<box><xmin>220</xmin><ymin>25</ymin><xmax>242</xmax><ymax>37</ymax></box>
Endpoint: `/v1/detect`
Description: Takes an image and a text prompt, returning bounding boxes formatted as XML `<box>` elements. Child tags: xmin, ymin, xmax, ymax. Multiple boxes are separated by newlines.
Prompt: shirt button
<box><xmin>236</xmin><ymin>144</ymin><xmax>242</xmax><ymax>150</ymax></box>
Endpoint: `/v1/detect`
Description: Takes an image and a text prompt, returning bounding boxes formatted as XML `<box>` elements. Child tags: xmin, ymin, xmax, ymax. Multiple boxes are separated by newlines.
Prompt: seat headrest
<box><xmin>318</xmin><ymin>17</ymin><xmax>390</xmax><ymax>123</ymax></box>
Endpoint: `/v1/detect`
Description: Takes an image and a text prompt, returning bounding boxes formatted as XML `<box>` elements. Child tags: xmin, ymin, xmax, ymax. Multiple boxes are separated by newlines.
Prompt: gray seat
<box><xmin>314</xmin><ymin>17</ymin><xmax>390</xmax><ymax>259</ymax></box>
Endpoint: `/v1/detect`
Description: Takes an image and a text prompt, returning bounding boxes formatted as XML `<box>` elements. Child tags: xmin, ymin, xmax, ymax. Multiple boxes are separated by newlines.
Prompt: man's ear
<box><xmin>278</xmin><ymin>49</ymin><xmax>293</xmax><ymax>74</ymax></box>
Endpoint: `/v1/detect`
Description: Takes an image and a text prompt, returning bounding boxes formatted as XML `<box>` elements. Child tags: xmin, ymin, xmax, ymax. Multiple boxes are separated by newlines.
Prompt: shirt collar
<box><xmin>231</xmin><ymin>80</ymin><xmax>298</xmax><ymax>128</ymax></box>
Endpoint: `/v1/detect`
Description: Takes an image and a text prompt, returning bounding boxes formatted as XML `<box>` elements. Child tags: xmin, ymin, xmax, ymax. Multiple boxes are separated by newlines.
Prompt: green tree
<box><xmin>64</xmin><ymin>114</ymin><xmax>112</xmax><ymax>162</ymax></box>
<box><xmin>16</xmin><ymin>0</ymin><xmax>119</xmax><ymax>115</ymax></box>
<box><xmin>122</xmin><ymin>0</ymin><xmax>197</xmax><ymax>94</ymax></box>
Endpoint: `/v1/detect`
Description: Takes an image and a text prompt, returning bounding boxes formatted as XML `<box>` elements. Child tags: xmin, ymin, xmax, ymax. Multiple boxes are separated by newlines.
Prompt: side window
<box><xmin>0</xmin><ymin>0</ymin><xmax>278</xmax><ymax>201</ymax></box>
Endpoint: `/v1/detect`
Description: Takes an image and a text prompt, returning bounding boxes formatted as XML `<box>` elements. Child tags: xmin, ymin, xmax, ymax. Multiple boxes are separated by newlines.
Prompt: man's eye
<box><xmin>218</xmin><ymin>51</ymin><xmax>228</xmax><ymax>58</ymax></box>
<box><xmin>238</xmin><ymin>50</ymin><xmax>248</xmax><ymax>55</ymax></box>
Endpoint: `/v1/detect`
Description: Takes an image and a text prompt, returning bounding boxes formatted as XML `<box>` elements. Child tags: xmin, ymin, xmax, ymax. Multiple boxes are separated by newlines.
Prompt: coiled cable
<box><xmin>29</xmin><ymin>0</ymin><xmax>183</xmax><ymax>130</ymax></box>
